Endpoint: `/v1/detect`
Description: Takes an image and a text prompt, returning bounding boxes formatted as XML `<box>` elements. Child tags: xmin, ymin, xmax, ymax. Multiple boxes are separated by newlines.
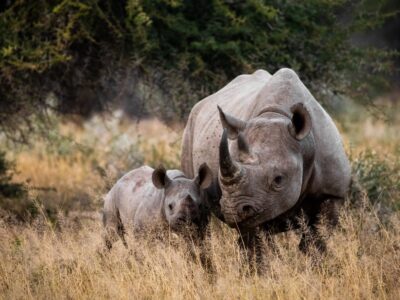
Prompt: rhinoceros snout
<box><xmin>176</xmin><ymin>215</ymin><xmax>189</xmax><ymax>224</ymax></box>
<box><xmin>238</xmin><ymin>204</ymin><xmax>256</xmax><ymax>219</ymax></box>
<box><xmin>221</xmin><ymin>202</ymin><xmax>257</xmax><ymax>227</ymax></box>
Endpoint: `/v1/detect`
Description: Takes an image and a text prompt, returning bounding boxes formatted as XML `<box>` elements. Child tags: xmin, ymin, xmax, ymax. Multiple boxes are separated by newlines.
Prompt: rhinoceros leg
<box><xmin>197</xmin><ymin>225</ymin><xmax>216</xmax><ymax>274</ymax></box>
<box><xmin>298</xmin><ymin>223</ymin><xmax>326</xmax><ymax>254</ymax></box>
<box><xmin>238</xmin><ymin>227</ymin><xmax>266</xmax><ymax>275</ymax></box>
<box><xmin>298</xmin><ymin>198</ymin><xmax>342</xmax><ymax>255</ymax></box>
<box><xmin>103</xmin><ymin>209</ymin><xmax>127</xmax><ymax>250</ymax></box>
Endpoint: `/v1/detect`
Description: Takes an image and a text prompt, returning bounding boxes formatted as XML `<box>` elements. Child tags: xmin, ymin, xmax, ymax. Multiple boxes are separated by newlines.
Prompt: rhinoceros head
<box><xmin>217</xmin><ymin>103</ymin><xmax>315</xmax><ymax>229</ymax></box>
<box><xmin>152</xmin><ymin>163</ymin><xmax>213</xmax><ymax>231</ymax></box>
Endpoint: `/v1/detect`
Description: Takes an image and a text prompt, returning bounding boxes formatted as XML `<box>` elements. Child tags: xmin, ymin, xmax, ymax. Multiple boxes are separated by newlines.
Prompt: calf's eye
<box><xmin>274</xmin><ymin>176</ymin><xmax>283</xmax><ymax>185</ymax></box>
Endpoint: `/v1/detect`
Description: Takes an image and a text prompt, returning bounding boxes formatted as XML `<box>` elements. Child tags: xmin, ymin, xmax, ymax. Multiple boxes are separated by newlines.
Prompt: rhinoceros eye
<box><xmin>272</xmin><ymin>175</ymin><xmax>284</xmax><ymax>189</ymax></box>
<box><xmin>274</xmin><ymin>176</ymin><xmax>283</xmax><ymax>184</ymax></box>
<box><xmin>168</xmin><ymin>203</ymin><xmax>174</xmax><ymax>211</ymax></box>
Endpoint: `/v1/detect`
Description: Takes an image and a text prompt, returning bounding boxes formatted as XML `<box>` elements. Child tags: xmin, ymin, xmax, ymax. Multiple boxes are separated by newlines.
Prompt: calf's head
<box><xmin>218</xmin><ymin>103</ymin><xmax>315</xmax><ymax>229</ymax></box>
<box><xmin>152</xmin><ymin>164</ymin><xmax>213</xmax><ymax>231</ymax></box>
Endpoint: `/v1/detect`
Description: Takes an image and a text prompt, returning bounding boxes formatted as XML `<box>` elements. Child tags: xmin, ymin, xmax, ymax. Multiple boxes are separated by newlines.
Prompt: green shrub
<box><xmin>0</xmin><ymin>151</ymin><xmax>31</xmax><ymax>220</ymax></box>
<box><xmin>351</xmin><ymin>150</ymin><xmax>400</xmax><ymax>211</ymax></box>
<box><xmin>0</xmin><ymin>0</ymin><xmax>397</xmax><ymax>134</ymax></box>
<box><xmin>0</xmin><ymin>152</ymin><xmax>25</xmax><ymax>199</ymax></box>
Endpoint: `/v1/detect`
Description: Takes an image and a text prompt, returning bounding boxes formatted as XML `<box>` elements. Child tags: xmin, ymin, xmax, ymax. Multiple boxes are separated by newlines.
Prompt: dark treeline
<box><xmin>0</xmin><ymin>0</ymin><xmax>398</xmax><ymax>140</ymax></box>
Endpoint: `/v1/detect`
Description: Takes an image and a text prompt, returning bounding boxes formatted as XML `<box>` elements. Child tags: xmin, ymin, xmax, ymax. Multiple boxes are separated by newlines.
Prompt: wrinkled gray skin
<box><xmin>181</xmin><ymin>68</ymin><xmax>351</xmax><ymax>266</ymax></box>
<box><xmin>103</xmin><ymin>164</ymin><xmax>212</xmax><ymax>249</ymax></box>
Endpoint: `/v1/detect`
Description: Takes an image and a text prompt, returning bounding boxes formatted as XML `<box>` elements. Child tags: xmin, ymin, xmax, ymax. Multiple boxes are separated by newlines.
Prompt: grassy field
<box><xmin>0</xmin><ymin>101</ymin><xmax>399</xmax><ymax>299</ymax></box>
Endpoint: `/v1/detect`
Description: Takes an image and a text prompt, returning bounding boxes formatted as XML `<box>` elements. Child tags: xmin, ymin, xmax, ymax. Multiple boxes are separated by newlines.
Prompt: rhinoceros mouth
<box><xmin>170</xmin><ymin>221</ymin><xmax>199</xmax><ymax>234</ymax></box>
<box><xmin>227</xmin><ymin>204</ymin><xmax>280</xmax><ymax>229</ymax></box>
<box><xmin>236</xmin><ymin>217</ymin><xmax>263</xmax><ymax>230</ymax></box>
<box><xmin>222</xmin><ymin>209</ymin><xmax>263</xmax><ymax>229</ymax></box>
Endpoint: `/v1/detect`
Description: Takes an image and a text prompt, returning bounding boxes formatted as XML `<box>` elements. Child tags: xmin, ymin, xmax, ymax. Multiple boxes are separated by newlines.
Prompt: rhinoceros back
<box><xmin>181</xmin><ymin>70</ymin><xmax>272</xmax><ymax>178</ymax></box>
<box><xmin>104</xmin><ymin>166</ymin><xmax>164</xmax><ymax>230</ymax></box>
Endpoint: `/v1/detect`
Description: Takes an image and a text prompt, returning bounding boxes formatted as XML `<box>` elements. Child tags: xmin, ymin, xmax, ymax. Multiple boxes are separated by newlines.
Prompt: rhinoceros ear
<box><xmin>195</xmin><ymin>163</ymin><xmax>213</xmax><ymax>189</ymax></box>
<box><xmin>217</xmin><ymin>105</ymin><xmax>246</xmax><ymax>139</ymax></box>
<box><xmin>152</xmin><ymin>165</ymin><xmax>171</xmax><ymax>189</ymax></box>
<box><xmin>288</xmin><ymin>103</ymin><xmax>312</xmax><ymax>140</ymax></box>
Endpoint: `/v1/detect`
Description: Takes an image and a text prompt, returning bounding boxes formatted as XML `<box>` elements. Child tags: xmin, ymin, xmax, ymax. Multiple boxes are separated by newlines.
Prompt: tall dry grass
<box><xmin>1</xmin><ymin>104</ymin><xmax>399</xmax><ymax>299</ymax></box>
<box><xmin>0</xmin><ymin>201</ymin><xmax>399</xmax><ymax>299</ymax></box>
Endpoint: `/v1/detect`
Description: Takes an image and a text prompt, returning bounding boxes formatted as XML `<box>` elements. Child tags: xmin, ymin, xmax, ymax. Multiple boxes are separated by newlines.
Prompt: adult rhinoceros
<box><xmin>181</xmin><ymin>68</ymin><xmax>351</xmax><ymax>265</ymax></box>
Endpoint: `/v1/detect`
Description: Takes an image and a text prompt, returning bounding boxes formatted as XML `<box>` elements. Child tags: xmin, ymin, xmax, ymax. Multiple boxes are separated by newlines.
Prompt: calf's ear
<box><xmin>217</xmin><ymin>105</ymin><xmax>246</xmax><ymax>139</ymax></box>
<box><xmin>288</xmin><ymin>103</ymin><xmax>312</xmax><ymax>140</ymax></box>
<box><xmin>195</xmin><ymin>163</ymin><xmax>213</xmax><ymax>189</ymax></box>
<box><xmin>152</xmin><ymin>165</ymin><xmax>171</xmax><ymax>189</ymax></box>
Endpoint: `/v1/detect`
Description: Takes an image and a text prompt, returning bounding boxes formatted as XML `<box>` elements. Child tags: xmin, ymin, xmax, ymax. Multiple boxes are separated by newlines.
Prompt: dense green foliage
<box><xmin>0</xmin><ymin>0</ymin><xmax>397</xmax><ymax>137</ymax></box>
<box><xmin>352</xmin><ymin>150</ymin><xmax>400</xmax><ymax>211</ymax></box>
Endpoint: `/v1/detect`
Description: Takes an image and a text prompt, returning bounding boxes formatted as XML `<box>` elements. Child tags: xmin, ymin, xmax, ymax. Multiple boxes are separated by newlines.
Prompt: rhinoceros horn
<box><xmin>219</xmin><ymin>129</ymin><xmax>241</xmax><ymax>179</ymax></box>
<box><xmin>237</xmin><ymin>132</ymin><xmax>250</xmax><ymax>155</ymax></box>
<box><xmin>217</xmin><ymin>105</ymin><xmax>246</xmax><ymax>139</ymax></box>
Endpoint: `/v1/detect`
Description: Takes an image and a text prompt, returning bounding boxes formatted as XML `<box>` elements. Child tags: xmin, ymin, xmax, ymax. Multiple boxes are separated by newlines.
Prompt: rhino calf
<box><xmin>103</xmin><ymin>164</ymin><xmax>213</xmax><ymax>249</ymax></box>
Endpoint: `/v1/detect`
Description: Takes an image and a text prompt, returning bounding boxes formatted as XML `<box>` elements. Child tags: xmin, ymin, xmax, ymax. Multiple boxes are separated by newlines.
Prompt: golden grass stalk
<box><xmin>1</xmin><ymin>201</ymin><xmax>399</xmax><ymax>299</ymax></box>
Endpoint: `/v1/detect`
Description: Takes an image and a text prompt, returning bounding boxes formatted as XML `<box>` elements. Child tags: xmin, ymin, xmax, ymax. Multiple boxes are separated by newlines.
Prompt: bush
<box><xmin>0</xmin><ymin>0</ymin><xmax>397</xmax><ymax>135</ymax></box>
<box><xmin>0</xmin><ymin>151</ymin><xmax>31</xmax><ymax>220</ymax></box>
<box><xmin>351</xmin><ymin>149</ymin><xmax>400</xmax><ymax>211</ymax></box>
